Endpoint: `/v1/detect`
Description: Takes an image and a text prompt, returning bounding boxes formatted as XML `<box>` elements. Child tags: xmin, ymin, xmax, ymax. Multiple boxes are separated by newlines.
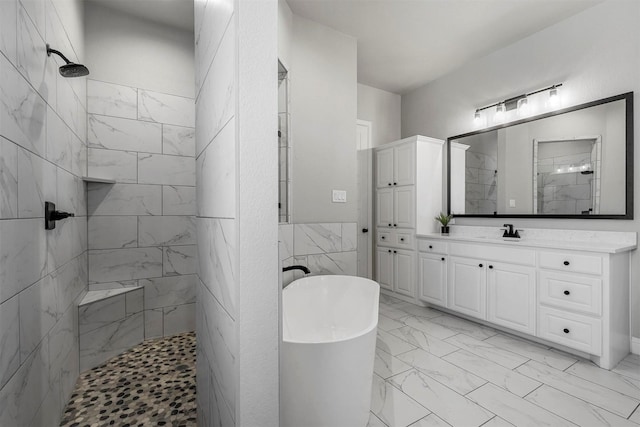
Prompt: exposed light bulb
<box><xmin>549</xmin><ymin>87</ymin><xmax>560</xmax><ymax>107</ymax></box>
<box><xmin>517</xmin><ymin>97</ymin><xmax>529</xmax><ymax>116</ymax></box>
<box><xmin>494</xmin><ymin>103</ymin><xmax>505</xmax><ymax>122</ymax></box>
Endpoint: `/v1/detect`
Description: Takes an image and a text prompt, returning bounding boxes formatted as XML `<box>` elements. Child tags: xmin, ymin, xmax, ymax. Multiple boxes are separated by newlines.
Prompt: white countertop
<box><xmin>416</xmin><ymin>232</ymin><xmax>637</xmax><ymax>254</ymax></box>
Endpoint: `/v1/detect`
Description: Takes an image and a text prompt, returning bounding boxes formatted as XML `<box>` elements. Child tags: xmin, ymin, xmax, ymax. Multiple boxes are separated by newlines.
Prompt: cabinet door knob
<box><xmin>563</xmin><ymin>261</ymin><xmax>570</xmax><ymax>266</ymax></box>
<box><xmin>393</xmin><ymin>224</ymin><xmax>397</xmax><ymax>227</ymax></box>
<box><xmin>388</xmin><ymin>183</ymin><xmax>392</xmax><ymax>186</ymax></box>
<box><xmin>429</xmin><ymin>245</ymin><xmax>433</xmax><ymax>249</ymax></box>
<box><xmin>564</xmin><ymin>290</ymin><xmax>570</xmax><ymax>295</ymax></box>
<box><xmin>488</xmin><ymin>265</ymin><xmax>493</xmax><ymax>269</ymax></box>
<box><xmin>388</xmin><ymin>223</ymin><xmax>392</xmax><ymax>227</ymax></box>
<box><xmin>441</xmin><ymin>257</ymin><xmax>445</xmax><ymax>261</ymax></box>
<box><xmin>394</xmin><ymin>182</ymin><xmax>397</xmax><ymax>185</ymax></box>
<box><xmin>381</xmin><ymin>236</ymin><xmax>386</xmax><ymax>240</ymax></box>
<box><xmin>400</xmin><ymin>238</ymin><xmax>405</xmax><ymax>241</ymax></box>
<box><xmin>393</xmin><ymin>250</ymin><xmax>397</xmax><ymax>254</ymax></box>
<box><xmin>362</xmin><ymin>228</ymin><xmax>368</xmax><ymax>233</ymax></box>
<box><xmin>563</xmin><ymin>328</ymin><xmax>570</xmax><ymax>334</ymax></box>
<box><xmin>388</xmin><ymin>249</ymin><xmax>391</xmax><ymax>253</ymax></box>
<box><xmin>479</xmin><ymin>263</ymin><xmax>483</xmax><ymax>268</ymax></box>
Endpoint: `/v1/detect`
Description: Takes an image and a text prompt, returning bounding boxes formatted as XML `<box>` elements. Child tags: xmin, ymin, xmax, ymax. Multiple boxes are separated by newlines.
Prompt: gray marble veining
<box><xmin>0</xmin><ymin>0</ymin><xmax>17</xmax><ymax>63</ymax></box>
<box><xmin>19</xmin><ymin>275</ymin><xmax>58</xmax><ymax>362</ymax></box>
<box><xmin>163</xmin><ymin>245</ymin><xmax>197</xmax><ymax>276</ymax></box>
<box><xmin>17</xmin><ymin>146</ymin><xmax>56</xmax><ymax>218</ymax></box>
<box><xmin>163</xmin><ymin>303</ymin><xmax>196</xmax><ymax>336</ymax></box>
<box><xmin>163</xmin><ymin>185</ymin><xmax>196</xmax><ymax>216</ymax></box>
<box><xmin>294</xmin><ymin>223</ymin><xmax>342</xmax><ymax>255</ymax></box>
<box><xmin>88</xmin><ymin>216</ymin><xmax>138</xmax><ymax>250</ymax></box>
<box><xmin>0</xmin><ymin>295</ymin><xmax>20</xmax><ymax>389</ymax></box>
<box><xmin>138</xmin><ymin>215</ymin><xmax>196</xmax><ymax>247</ymax></box>
<box><xmin>88</xmin><ymin>148</ymin><xmax>138</xmax><ymax>183</ymax></box>
<box><xmin>88</xmin><ymin>114</ymin><xmax>162</xmax><ymax>153</ymax></box>
<box><xmin>197</xmin><ymin>218</ymin><xmax>236</xmax><ymax>317</ymax></box>
<box><xmin>79</xmin><ymin>294</ymin><xmax>126</xmax><ymax>335</ymax></box>
<box><xmin>195</xmin><ymin>22</ymin><xmax>235</xmax><ymax>157</ymax></box>
<box><xmin>194</xmin><ymin>0</ymin><xmax>234</xmax><ymax>92</ymax></box>
<box><xmin>138</xmin><ymin>153</ymin><xmax>195</xmax><ymax>186</ymax></box>
<box><xmin>196</xmin><ymin>118</ymin><xmax>236</xmax><ymax>218</ymax></box>
<box><xmin>0</xmin><ymin>136</ymin><xmax>18</xmax><ymax>219</ymax></box>
<box><xmin>89</xmin><ymin>247</ymin><xmax>163</xmax><ymax>283</ymax></box>
<box><xmin>142</xmin><ymin>275</ymin><xmax>196</xmax><ymax>310</ymax></box>
<box><xmin>163</xmin><ymin>124</ymin><xmax>195</xmax><ymax>157</ymax></box>
<box><xmin>88</xmin><ymin>183</ymin><xmax>162</xmax><ymax>216</ymax></box>
<box><xmin>87</xmin><ymin>80</ymin><xmax>137</xmax><ymax>119</ymax></box>
<box><xmin>138</xmin><ymin>89</ymin><xmax>195</xmax><ymax>127</ymax></box>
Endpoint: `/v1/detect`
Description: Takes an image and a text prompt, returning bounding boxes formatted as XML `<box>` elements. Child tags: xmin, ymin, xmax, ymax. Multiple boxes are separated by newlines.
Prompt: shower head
<box><xmin>46</xmin><ymin>44</ymin><xmax>89</xmax><ymax>77</ymax></box>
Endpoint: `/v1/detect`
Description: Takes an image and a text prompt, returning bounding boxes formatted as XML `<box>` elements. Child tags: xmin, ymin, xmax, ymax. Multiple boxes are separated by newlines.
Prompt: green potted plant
<box><xmin>434</xmin><ymin>212</ymin><xmax>453</xmax><ymax>235</ymax></box>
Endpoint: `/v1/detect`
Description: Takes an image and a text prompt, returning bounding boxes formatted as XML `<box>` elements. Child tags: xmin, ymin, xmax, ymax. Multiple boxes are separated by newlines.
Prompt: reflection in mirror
<box><xmin>279</xmin><ymin>60</ymin><xmax>290</xmax><ymax>223</ymax></box>
<box><xmin>448</xmin><ymin>92</ymin><xmax>633</xmax><ymax>218</ymax></box>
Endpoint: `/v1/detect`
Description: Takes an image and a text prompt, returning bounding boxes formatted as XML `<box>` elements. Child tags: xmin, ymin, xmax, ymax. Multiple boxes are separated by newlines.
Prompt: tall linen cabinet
<box><xmin>374</xmin><ymin>135</ymin><xmax>444</xmax><ymax>299</ymax></box>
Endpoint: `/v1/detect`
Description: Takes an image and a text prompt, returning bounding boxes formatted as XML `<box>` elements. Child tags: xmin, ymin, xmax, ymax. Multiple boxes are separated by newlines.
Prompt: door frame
<box><xmin>357</xmin><ymin>119</ymin><xmax>373</xmax><ymax>279</ymax></box>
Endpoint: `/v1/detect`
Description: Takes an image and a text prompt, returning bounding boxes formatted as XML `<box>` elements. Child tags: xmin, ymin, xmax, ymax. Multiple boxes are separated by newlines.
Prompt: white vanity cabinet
<box><xmin>376</xmin><ymin>247</ymin><xmax>415</xmax><ymax>297</ymax></box>
<box><xmin>416</xmin><ymin>233</ymin><xmax>634</xmax><ymax>369</ymax></box>
<box><xmin>374</xmin><ymin>136</ymin><xmax>444</xmax><ymax>302</ymax></box>
<box><xmin>418</xmin><ymin>240</ymin><xmax>448</xmax><ymax>306</ymax></box>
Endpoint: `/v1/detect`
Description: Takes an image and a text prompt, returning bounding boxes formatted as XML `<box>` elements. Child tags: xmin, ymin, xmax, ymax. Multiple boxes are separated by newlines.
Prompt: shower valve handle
<box><xmin>45</xmin><ymin>201</ymin><xmax>75</xmax><ymax>230</ymax></box>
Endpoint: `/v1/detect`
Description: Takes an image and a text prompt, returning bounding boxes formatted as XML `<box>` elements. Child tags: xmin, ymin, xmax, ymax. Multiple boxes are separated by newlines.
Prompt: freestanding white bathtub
<box><xmin>281</xmin><ymin>275</ymin><xmax>379</xmax><ymax>427</ymax></box>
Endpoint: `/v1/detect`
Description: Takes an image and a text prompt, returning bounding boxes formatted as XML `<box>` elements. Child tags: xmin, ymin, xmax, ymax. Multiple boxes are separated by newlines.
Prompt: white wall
<box><xmin>357</xmin><ymin>83</ymin><xmax>401</xmax><ymax>147</ymax></box>
<box><xmin>85</xmin><ymin>2</ymin><xmax>194</xmax><ymax>98</ymax></box>
<box><xmin>290</xmin><ymin>14</ymin><xmax>358</xmax><ymax>223</ymax></box>
<box><xmin>401</xmin><ymin>0</ymin><xmax>640</xmax><ymax>338</ymax></box>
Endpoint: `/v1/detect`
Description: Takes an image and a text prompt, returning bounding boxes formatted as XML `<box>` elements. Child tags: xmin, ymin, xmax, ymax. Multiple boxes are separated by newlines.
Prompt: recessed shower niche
<box><xmin>279</xmin><ymin>60</ymin><xmax>291</xmax><ymax>223</ymax></box>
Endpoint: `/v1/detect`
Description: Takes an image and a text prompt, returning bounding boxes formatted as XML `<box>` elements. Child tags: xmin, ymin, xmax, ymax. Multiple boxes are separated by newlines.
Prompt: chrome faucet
<box><xmin>502</xmin><ymin>224</ymin><xmax>521</xmax><ymax>238</ymax></box>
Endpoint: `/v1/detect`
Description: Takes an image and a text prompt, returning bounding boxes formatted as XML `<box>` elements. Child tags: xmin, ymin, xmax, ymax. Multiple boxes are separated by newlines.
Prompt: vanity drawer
<box><xmin>538</xmin><ymin>306</ymin><xmax>602</xmax><ymax>355</ymax></box>
<box><xmin>418</xmin><ymin>239</ymin><xmax>448</xmax><ymax>254</ymax></box>
<box><xmin>395</xmin><ymin>231</ymin><xmax>414</xmax><ymax>249</ymax></box>
<box><xmin>377</xmin><ymin>229</ymin><xmax>392</xmax><ymax>246</ymax></box>
<box><xmin>538</xmin><ymin>251</ymin><xmax>602</xmax><ymax>276</ymax></box>
<box><xmin>539</xmin><ymin>271</ymin><xmax>602</xmax><ymax>316</ymax></box>
<box><xmin>449</xmin><ymin>243</ymin><xmax>535</xmax><ymax>266</ymax></box>
<box><xmin>378</xmin><ymin>229</ymin><xmax>414</xmax><ymax>249</ymax></box>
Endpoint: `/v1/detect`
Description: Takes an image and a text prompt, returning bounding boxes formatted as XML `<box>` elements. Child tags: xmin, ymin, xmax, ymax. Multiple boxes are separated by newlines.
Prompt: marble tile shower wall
<box><xmin>86</xmin><ymin>79</ymin><xmax>196</xmax><ymax>341</ymax></box>
<box><xmin>194</xmin><ymin>0</ymin><xmax>237</xmax><ymax>425</ymax></box>
<box><xmin>279</xmin><ymin>223</ymin><xmax>358</xmax><ymax>285</ymax></box>
<box><xmin>0</xmin><ymin>0</ymin><xmax>88</xmax><ymax>425</ymax></box>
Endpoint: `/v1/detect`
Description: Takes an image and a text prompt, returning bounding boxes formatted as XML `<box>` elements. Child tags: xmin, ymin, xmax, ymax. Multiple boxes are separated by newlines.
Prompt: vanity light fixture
<box><xmin>473</xmin><ymin>82</ymin><xmax>563</xmax><ymax>123</ymax></box>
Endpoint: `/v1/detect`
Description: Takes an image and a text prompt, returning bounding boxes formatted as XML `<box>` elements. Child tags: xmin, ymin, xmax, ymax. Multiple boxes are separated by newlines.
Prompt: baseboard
<box><xmin>632</xmin><ymin>337</ymin><xmax>640</xmax><ymax>355</ymax></box>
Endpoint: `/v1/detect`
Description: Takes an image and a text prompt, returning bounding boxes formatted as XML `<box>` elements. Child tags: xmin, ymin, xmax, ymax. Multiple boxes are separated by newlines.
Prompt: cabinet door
<box><xmin>376</xmin><ymin>248</ymin><xmax>394</xmax><ymax>291</ymax></box>
<box><xmin>376</xmin><ymin>188</ymin><xmax>394</xmax><ymax>228</ymax></box>
<box><xmin>376</xmin><ymin>148</ymin><xmax>394</xmax><ymax>188</ymax></box>
<box><xmin>394</xmin><ymin>143</ymin><xmax>415</xmax><ymax>186</ymax></box>
<box><xmin>394</xmin><ymin>249</ymin><xmax>415</xmax><ymax>297</ymax></box>
<box><xmin>394</xmin><ymin>186</ymin><xmax>415</xmax><ymax>229</ymax></box>
<box><xmin>449</xmin><ymin>256</ymin><xmax>486</xmax><ymax>319</ymax></box>
<box><xmin>419</xmin><ymin>253</ymin><xmax>446</xmax><ymax>306</ymax></box>
<box><xmin>487</xmin><ymin>262</ymin><xmax>536</xmax><ymax>335</ymax></box>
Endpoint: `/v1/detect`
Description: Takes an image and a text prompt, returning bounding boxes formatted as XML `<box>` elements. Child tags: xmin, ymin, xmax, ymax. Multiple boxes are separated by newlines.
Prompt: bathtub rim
<box><xmin>282</xmin><ymin>274</ymin><xmax>380</xmax><ymax>345</ymax></box>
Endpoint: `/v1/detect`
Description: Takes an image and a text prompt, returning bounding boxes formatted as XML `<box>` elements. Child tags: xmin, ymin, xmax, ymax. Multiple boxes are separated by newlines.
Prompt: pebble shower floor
<box><xmin>60</xmin><ymin>332</ymin><xmax>196</xmax><ymax>427</ymax></box>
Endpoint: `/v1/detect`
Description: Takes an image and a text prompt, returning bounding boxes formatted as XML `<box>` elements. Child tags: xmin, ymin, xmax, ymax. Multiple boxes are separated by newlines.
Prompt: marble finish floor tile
<box><xmin>525</xmin><ymin>384</ymin><xmax>638</xmax><ymax>427</ymax></box>
<box><xmin>516</xmin><ymin>360</ymin><xmax>640</xmax><ymax>417</ymax></box>
<box><xmin>484</xmin><ymin>333</ymin><xmax>578</xmax><ymax>371</ymax></box>
<box><xmin>60</xmin><ymin>332</ymin><xmax>196</xmax><ymax>427</ymax></box>
<box><xmin>371</xmin><ymin>374</ymin><xmax>431</xmax><ymax>427</ymax></box>
<box><xmin>373</xmin><ymin>296</ymin><xmax>640</xmax><ymax>427</ymax></box>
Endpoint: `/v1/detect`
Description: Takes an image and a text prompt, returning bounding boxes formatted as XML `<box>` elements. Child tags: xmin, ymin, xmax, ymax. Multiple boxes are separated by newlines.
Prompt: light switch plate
<box><xmin>332</xmin><ymin>190</ymin><xmax>347</xmax><ymax>203</ymax></box>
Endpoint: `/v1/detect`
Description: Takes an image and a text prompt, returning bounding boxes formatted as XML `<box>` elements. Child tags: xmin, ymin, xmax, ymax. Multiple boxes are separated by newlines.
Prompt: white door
<box><xmin>376</xmin><ymin>188</ymin><xmax>394</xmax><ymax>228</ymax></box>
<box><xmin>376</xmin><ymin>248</ymin><xmax>394</xmax><ymax>291</ymax></box>
<box><xmin>419</xmin><ymin>253</ymin><xmax>447</xmax><ymax>306</ymax></box>
<box><xmin>356</xmin><ymin>120</ymin><xmax>373</xmax><ymax>279</ymax></box>
<box><xmin>394</xmin><ymin>143</ymin><xmax>415</xmax><ymax>186</ymax></box>
<box><xmin>449</xmin><ymin>256</ymin><xmax>486</xmax><ymax>319</ymax></box>
<box><xmin>394</xmin><ymin>186</ymin><xmax>415</xmax><ymax>229</ymax></box>
<box><xmin>376</xmin><ymin>147</ymin><xmax>394</xmax><ymax>189</ymax></box>
<box><xmin>394</xmin><ymin>249</ymin><xmax>415</xmax><ymax>297</ymax></box>
<box><xmin>487</xmin><ymin>262</ymin><xmax>536</xmax><ymax>334</ymax></box>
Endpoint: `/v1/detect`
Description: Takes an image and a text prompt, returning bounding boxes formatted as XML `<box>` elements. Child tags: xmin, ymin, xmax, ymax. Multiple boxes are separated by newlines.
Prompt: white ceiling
<box><xmin>87</xmin><ymin>0</ymin><xmax>194</xmax><ymax>32</ymax></box>
<box><xmin>286</xmin><ymin>0</ymin><xmax>601</xmax><ymax>94</ymax></box>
